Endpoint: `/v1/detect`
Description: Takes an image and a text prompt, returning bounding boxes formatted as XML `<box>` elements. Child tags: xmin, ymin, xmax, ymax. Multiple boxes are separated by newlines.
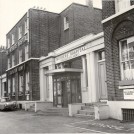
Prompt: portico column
<box><xmin>86</xmin><ymin>52</ymin><xmax>97</xmax><ymax>103</ymax></box>
<box><xmin>40</xmin><ymin>68</ymin><xmax>45</xmax><ymax>101</ymax></box>
<box><xmin>48</xmin><ymin>64</ymin><xmax>55</xmax><ymax>102</ymax></box>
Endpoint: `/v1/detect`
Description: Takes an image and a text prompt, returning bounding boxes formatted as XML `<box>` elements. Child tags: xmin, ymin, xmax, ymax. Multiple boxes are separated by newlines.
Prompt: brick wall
<box><xmin>60</xmin><ymin>3</ymin><xmax>102</xmax><ymax>47</ymax></box>
<box><xmin>30</xmin><ymin>60</ymin><xmax>40</xmax><ymax>100</ymax></box>
<box><xmin>103</xmin><ymin>9</ymin><xmax>134</xmax><ymax>101</ymax></box>
<box><xmin>102</xmin><ymin>0</ymin><xmax>115</xmax><ymax>20</ymax></box>
<box><xmin>0</xmin><ymin>48</ymin><xmax>7</xmax><ymax>75</ymax></box>
<box><xmin>29</xmin><ymin>9</ymin><xmax>60</xmax><ymax>58</ymax></box>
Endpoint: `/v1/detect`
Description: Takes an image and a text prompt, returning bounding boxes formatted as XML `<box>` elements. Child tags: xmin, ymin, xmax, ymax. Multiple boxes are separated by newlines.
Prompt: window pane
<box><xmin>128</xmin><ymin>42</ymin><xmax>134</xmax><ymax>60</ymax></box>
<box><xmin>121</xmin><ymin>40</ymin><xmax>128</xmax><ymax>61</ymax></box>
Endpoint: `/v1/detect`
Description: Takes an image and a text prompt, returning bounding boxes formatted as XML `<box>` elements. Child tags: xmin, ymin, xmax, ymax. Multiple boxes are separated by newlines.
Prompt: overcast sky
<box><xmin>0</xmin><ymin>0</ymin><xmax>102</xmax><ymax>47</ymax></box>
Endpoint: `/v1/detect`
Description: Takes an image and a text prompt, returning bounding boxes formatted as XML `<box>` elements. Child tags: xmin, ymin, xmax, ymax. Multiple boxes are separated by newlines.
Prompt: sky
<box><xmin>0</xmin><ymin>0</ymin><xmax>102</xmax><ymax>47</ymax></box>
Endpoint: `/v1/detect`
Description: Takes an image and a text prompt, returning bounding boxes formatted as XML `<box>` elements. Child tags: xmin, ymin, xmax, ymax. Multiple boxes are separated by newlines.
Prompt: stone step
<box><xmin>37</xmin><ymin>108</ymin><xmax>69</xmax><ymax>116</ymax></box>
<box><xmin>74</xmin><ymin>113</ymin><xmax>94</xmax><ymax>119</ymax></box>
<box><xmin>81</xmin><ymin>106</ymin><xmax>94</xmax><ymax>110</ymax></box>
<box><xmin>78</xmin><ymin>109</ymin><xmax>94</xmax><ymax>115</ymax></box>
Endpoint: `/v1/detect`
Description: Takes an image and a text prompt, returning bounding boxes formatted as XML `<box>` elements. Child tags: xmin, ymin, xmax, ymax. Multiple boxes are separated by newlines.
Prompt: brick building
<box><xmin>0</xmin><ymin>46</ymin><xmax>7</xmax><ymax>98</ymax></box>
<box><xmin>39</xmin><ymin>0</ymin><xmax>103</xmax><ymax>110</ymax></box>
<box><xmin>102</xmin><ymin>0</ymin><xmax>134</xmax><ymax>121</ymax></box>
<box><xmin>6</xmin><ymin>1</ymin><xmax>102</xmax><ymax>102</ymax></box>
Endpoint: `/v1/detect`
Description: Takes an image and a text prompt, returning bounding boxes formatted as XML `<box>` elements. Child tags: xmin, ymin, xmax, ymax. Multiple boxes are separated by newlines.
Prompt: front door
<box><xmin>98</xmin><ymin>61</ymin><xmax>107</xmax><ymax>100</ymax></box>
<box><xmin>61</xmin><ymin>81</ymin><xmax>68</xmax><ymax>107</ymax></box>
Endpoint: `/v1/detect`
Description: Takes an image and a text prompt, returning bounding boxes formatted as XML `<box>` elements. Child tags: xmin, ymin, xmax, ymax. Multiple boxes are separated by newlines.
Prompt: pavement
<box><xmin>0</xmin><ymin>110</ymin><xmax>134</xmax><ymax>133</ymax></box>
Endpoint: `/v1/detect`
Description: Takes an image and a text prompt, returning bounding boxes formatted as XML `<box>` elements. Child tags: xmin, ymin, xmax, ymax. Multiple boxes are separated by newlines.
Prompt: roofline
<box><xmin>6</xmin><ymin>12</ymin><xmax>27</xmax><ymax>36</ymax></box>
<box><xmin>60</xmin><ymin>3</ymin><xmax>88</xmax><ymax>14</ymax></box>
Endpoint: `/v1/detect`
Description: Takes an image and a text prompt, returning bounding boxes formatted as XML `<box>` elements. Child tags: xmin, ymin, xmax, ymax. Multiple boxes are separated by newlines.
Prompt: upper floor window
<box><xmin>11</xmin><ymin>34</ymin><xmax>15</xmax><ymax>45</ymax></box>
<box><xmin>7</xmin><ymin>38</ymin><xmax>10</xmax><ymax>48</ymax></box>
<box><xmin>24</xmin><ymin>20</ymin><xmax>28</xmax><ymax>34</ymax></box>
<box><xmin>19</xmin><ymin>49</ymin><xmax>22</xmax><ymax>63</ymax></box>
<box><xmin>25</xmin><ymin>45</ymin><xmax>29</xmax><ymax>60</ymax></box>
<box><xmin>119</xmin><ymin>36</ymin><xmax>134</xmax><ymax>80</ymax></box>
<box><xmin>18</xmin><ymin>26</ymin><xmax>22</xmax><ymax>39</ymax></box>
<box><xmin>64</xmin><ymin>17</ymin><xmax>69</xmax><ymax>30</ymax></box>
<box><xmin>115</xmin><ymin>0</ymin><xmax>130</xmax><ymax>13</ymax></box>
<box><xmin>8</xmin><ymin>58</ymin><xmax>11</xmax><ymax>69</ymax></box>
<box><xmin>12</xmin><ymin>54</ymin><xmax>15</xmax><ymax>67</ymax></box>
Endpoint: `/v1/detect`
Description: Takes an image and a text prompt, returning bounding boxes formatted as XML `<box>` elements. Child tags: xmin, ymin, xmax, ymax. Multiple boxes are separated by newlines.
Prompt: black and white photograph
<box><xmin>0</xmin><ymin>0</ymin><xmax>134</xmax><ymax>133</ymax></box>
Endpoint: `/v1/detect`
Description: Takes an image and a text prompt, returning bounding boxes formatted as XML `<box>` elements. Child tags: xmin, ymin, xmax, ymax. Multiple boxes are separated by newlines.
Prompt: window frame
<box><xmin>18</xmin><ymin>26</ymin><xmax>22</xmax><ymax>39</ymax></box>
<box><xmin>64</xmin><ymin>17</ymin><xmax>69</xmax><ymax>30</ymax></box>
<box><xmin>115</xmin><ymin>0</ymin><xmax>130</xmax><ymax>13</ymax></box>
<box><xmin>19</xmin><ymin>49</ymin><xmax>22</xmax><ymax>63</ymax></box>
<box><xmin>119</xmin><ymin>36</ymin><xmax>134</xmax><ymax>80</ymax></box>
<box><xmin>11</xmin><ymin>34</ymin><xmax>15</xmax><ymax>45</ymax></box>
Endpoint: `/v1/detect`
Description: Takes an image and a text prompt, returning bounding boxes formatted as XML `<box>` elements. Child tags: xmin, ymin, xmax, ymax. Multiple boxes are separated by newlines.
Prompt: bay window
<box><xmin>120</xmin><ymin>36</ymin><xmax>134</xmax><ymax>80</ymax></box>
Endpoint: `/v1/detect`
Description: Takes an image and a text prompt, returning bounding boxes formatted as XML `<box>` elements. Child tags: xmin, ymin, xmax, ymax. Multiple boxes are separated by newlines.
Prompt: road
<box><xmin>0</xmin><ymin>110</ymin><xmax>133</xmax><ymax>133</ymax></box>
<box><xmin>0</xmin><ymin>110</ymin><xmax>101</xmax><ymax>133</ymax></box>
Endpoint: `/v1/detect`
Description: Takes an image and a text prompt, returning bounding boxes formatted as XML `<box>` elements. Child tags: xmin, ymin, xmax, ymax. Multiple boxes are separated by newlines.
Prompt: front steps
<box><xmin>73</xmin><ymin>102</ymin><xmax>107</xmax><ymax>119</ymax></box>
<box><xmin>37</xmin><ymin>107</ymin><xmax>69</xmax><ymax>116</ymax></box>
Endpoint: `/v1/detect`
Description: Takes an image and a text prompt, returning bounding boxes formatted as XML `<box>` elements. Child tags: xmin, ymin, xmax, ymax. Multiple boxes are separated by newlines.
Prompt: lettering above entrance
<box><xmin>8</xmin><ymin>64</ymin><xmax>25</xmax><ymax>75</ymax></box>
<box><xmin>55</xmin><ymin>45</ymin><xmax>87</xmax><ymax>63</ymax></box>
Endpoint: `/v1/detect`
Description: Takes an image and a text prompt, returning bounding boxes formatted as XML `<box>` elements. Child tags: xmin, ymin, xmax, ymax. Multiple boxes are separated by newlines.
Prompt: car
<box><xmin>0</xmin><ymin>97</ymin><xmax>18</xmax><ymax>111</ymax></box>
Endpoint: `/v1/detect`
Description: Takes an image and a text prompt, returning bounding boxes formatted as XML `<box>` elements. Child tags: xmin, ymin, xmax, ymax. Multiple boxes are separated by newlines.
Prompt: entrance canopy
<box><xmin>45</xmin><ymin>68</ymin><xmax>83</xmax><ymax>75</ymax></box>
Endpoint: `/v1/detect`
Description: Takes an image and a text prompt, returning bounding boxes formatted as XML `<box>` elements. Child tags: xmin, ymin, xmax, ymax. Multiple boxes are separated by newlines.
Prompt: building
<box><xmin>0</xmin><ymin>46</ymin><xmax>7</xmax><ymax>98</ymax></box>
<box><xmin>39</xmin><ymin>0</ymin><xmax>103</xmax><ymax>107</ymax></box>
<box><xmin>6</xmin><ymin>1</ymin><xmax>102</xmax><ymax>102</ymax></box>
<box><xmin>6</xmin><ymin>8</ymin><xmax>60</xmax><ymax>101</ymax></box>
<box><xmin>40</xmin><ymin>32</ymin><xmax>105</xmax><ymax>108</ymax></box>
<box><xmin>102</xmin><ymin>0</ymin><xmax>134</xmax><ymax>121</ymax></box>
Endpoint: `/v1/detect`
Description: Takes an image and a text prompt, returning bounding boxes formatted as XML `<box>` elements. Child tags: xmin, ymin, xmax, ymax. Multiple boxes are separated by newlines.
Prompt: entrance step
<box><xmin>73</xmin><ymin>102</ymin><xmax>107</xmax><ymax>119</ymax></box>
<box><xmin>74</xmin><ymin>104</ymin><xmax>95</xmax><ymax>119</ymax></box>
<box><xmin>38</xmin><ymin>107</ymin><xmax>69</xmax><ymax>116</ymax></box>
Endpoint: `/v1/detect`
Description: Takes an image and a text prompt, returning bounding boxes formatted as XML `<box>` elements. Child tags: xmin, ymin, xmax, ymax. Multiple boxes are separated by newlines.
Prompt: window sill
<box><xmin>119</xmin><ymin>80</ymin><xmax>134</xmax><ymax>86</ymax></box>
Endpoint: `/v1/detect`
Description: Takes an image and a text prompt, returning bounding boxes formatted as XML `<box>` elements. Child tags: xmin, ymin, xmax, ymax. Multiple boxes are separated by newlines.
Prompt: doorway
<box><xmin>98</xmin><ymin>51</ymin><xmax>107</xmax><ymax>100</ymax></box>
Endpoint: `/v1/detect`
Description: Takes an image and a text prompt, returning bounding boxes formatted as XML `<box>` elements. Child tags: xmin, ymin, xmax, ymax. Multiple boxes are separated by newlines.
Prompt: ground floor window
<box><xmin>120</xmin><ymin>36</ymin><xmax>134</xmax><ymax>80</ymax></box>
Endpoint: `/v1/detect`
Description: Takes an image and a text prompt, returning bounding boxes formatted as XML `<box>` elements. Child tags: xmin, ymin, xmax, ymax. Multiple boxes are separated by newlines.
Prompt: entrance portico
<box><xmin>39</xmin><ymin>32</ymin><xmax>107</xmax><ymax>107</ymax></box>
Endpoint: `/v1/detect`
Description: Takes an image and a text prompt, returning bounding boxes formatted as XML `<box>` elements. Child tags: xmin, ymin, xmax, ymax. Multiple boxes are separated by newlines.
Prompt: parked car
<box><xmin>0</xmin><ymin>97</ymin><xmax>18</xmax><ymax>111</ymax></box>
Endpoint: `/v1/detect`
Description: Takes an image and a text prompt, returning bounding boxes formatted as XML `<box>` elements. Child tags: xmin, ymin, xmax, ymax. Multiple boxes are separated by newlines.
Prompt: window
<box><xmin>120</xmin><ymin>36</ymin><xmax>134</xmax><ymax>80</ymax></box>
<box><xmin>115</xmin><ymin>0</ymin><xmax>130</xmax><ymax>13</ymax></box>
<box><xmin>98</xmin><ymin>51</ymin><xmax>105</xmax><ymax>61</ymax></box>
<box><xmin>18</xmin><ymin>26</ymin><xmax>22</xmax><ymax>39</ymax></box>
<box><xmin>12</xmin><ymin>77</ymin><xmax>15</xmax><ymax>93</ymax></box>
<box><xmin>8</xmin><ymin>58</ymin><xmax>11</xmax><ymax>69</ymax></box>
<box><xmin>11</xmin><ymin>34</ymin><xmax>15</xmax><ymax>45</ymax></box>
<box><xmin>19</xmin><ymin>75</ymin><xmax>23</xmax><ymax>92</ymax></box>
<box><xmin>8</xmin><ymin>79</ymin><xmax>11</xmax><ymax>94</ymax></box>
<box><xmin>12</xmin><ymin>54</ymin><xmax>15</xmax><ymax>67</ymax></box>
<box><xmin>7</xmin><ymin>38</ymin><xmax>10</xmax><ymax>48</ymax></box>
<box><xmin>19</xmin><ymin>49</ymin><xmax>22</xmax><ymax>63</ymax></box>
<box><xmin>24</xmin><ymin>20</ymin><xmax>28</xmax><ymax>34</ymax></box>
<box><xmin>64</xmin><ymin>17</ymin><xmax>69</xmax><ymax>30</ymax></box>
<box><xmin>25</xmin><ymin>45</ymin><xmax>29</xmax><ymax>60</ymax></box>
<box><xmin>25</xmin><ymin>72</ymin><xmax>29</xmax><ymax>91</ymax></box>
